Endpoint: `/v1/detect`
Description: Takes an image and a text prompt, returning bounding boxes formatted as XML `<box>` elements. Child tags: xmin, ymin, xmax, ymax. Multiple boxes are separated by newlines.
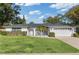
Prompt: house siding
<box><xmin>5</xmin><ymin>28</ymin><xmax>12</xmax><ymax>32</ymax></box>
<box><xmin>3</xmin><ymin>24</ymin><xmax>77</xmax><ymax>37</ymax></box>
<box><xmin>21</xmin><ymin>28</ymin><xmax>28</xmax><ymax>32</ymax></box>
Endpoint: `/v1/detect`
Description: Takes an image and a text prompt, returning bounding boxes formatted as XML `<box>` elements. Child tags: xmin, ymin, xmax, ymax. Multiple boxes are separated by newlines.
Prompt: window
<box><xmin>12</xmin><ymin>28</ymin><xmax>21</xmax><ymax>31</ymax></box>
<box><xmin>54</xmin><ymin>28</ymin><xmax>72</xmax><ymax>30</ymax></box>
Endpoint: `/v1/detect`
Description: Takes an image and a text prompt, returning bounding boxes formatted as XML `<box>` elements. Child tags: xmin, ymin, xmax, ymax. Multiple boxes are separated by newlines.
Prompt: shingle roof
<box><xmin>3</xmin><ymin>22</ymin><xmax>74</xmax><ymax>28</ymax></box>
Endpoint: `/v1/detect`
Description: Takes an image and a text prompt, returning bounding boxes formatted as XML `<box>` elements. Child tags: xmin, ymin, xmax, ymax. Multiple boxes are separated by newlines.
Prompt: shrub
<box><xmin>72</xmin><ymin>33</ymin><xmax>79</xmax><ymax>37</ymax></box>
<box><xmin>7</xmin><ymin>31</ymin><xmax>26</xmax><ymax>36</ymax></box>
<box><xmin>48</xmin><ymin>32</ymin><xmax>55</xmax><ymax>37</ymax></box>
<box><xmin>76</xmin><ymin>27</ymin><xmax>79</xmax><ymax>34</ymax></box>
<box><xmin>0</xmin><ymin>31</ymin><xmax>7</xmax><ymax>35</ymax></box>
<box><xmin>22</xmin><ymin>32</ymin><xmax>27</xmax><ymax>36</ymax></box>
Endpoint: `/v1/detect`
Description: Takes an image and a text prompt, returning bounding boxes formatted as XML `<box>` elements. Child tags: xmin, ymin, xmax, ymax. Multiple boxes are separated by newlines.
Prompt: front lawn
<box><xmin>0</xmin><ymin>36</ymin><xmax>79</xmax><ymax>53</ymax></box>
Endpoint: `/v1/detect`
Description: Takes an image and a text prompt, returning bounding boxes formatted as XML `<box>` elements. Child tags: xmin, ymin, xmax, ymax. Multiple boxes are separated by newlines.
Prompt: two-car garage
<box><xmin>50</xmin><ymin>27</ymin><xmax>74</xmax><ymax>36</ymax></box>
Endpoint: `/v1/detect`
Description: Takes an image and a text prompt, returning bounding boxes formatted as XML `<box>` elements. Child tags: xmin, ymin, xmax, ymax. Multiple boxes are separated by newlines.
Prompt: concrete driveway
<box><xmin>56</xmin><ymin>37</ymin><xmax>79</xmax><ymax>49</ymax></box>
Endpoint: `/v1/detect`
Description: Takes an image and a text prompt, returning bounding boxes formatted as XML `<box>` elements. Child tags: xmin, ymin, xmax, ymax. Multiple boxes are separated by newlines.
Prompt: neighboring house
<box><xmin>2</xmin><ymin>23</ymin><xmax>78</xmax><ymax>37</ymax></box>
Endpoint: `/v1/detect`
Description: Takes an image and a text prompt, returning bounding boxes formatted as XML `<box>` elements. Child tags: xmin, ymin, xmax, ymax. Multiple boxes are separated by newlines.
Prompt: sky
<box><xmin>15</xmin><ymin>3</ymin><xmax>79</xmax><ymax>24</ymax></box>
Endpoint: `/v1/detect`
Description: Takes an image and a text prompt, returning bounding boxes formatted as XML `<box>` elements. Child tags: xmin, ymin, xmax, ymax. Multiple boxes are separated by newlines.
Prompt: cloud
<box><xmin>50</xmin><ymin>3</ymin><xmax>68</xmax><ymax>9</ymax></box>
<box><xmin>29</xmin><ymin>10</ymin><xmax>41</xmax><ymax>15</ymax></box>
<box><xmin>24</xmin><ymin>15</ymin><xmax>29</xmax><ymax>20</ymax></box>
<box><xmin>18</xmin><ymin>15</ymin><xmax>23</xmax><ymax>19</ymax></box>
<box><xmin>18</xmin><ymin>15</ymin><xmax>29</xmax><ymax>20</ymax></box>
<box><xmin>37</xmin><ymin>14</ymin><xmax>54</xmax><ymax>23</ymax></box>
<box><xmin>15</xmin><ymin>3</ymin><xmax>40</xmax><ymax>6</ymax></box>
<box><xmin>45</xmin><ymin>13</ymin><xmax>54</xmax><ymax>17</ymax></box>
<box><xmin>38</xmin><ymin>13</ymin><xmax>54</xmax><ymax>20</ymax></box>
<box><xmin>50</xmin><ymin>3</ymin><xmax>78</xmax><ymax>9</ymax></box>
<box><xmin>50</xmin><ymin>3</ymin><xmax>79</xmax><ymax>14</ymax></box>
<box><xmin>39</xmin><ymin>15</ymin><xmax>45</xmax><ymax>19</ymax></box>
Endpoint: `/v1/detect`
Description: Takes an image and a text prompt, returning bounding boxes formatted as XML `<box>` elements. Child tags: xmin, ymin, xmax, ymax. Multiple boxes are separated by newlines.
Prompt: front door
<box><xmin>28</xmin><ymin>28</ymin><xmax>34</xmax><ymax>36</ymax></box>
<box><xmin>30</xmin><ymin>30</ymin><xmax>34</xmax><ymax>36</ymax></box>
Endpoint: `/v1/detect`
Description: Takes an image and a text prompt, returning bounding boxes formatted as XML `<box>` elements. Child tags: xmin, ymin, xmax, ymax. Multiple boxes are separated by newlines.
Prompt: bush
<box><xmin>48</xmin><ymin>32</ymin><xmax>55</xmax><ymax>37</ymax></box>
<box><xmin>72</xmin><ymin>33</ymin><xmax>79</xmax><ymax>37</ymax></box>
<box><xmin>22</xmin><ymin>32</ymin><xmax>27</xmax><ymax>36</ymax></box>
<box><xmin>7</xmin><ymin>31</ymin><xmax>26</xmax><ymax>36</ymax></box>
<box><xmin>0</xmin><ymin>31</ymin><xmax>7</xmax><ymax>35</ymax></box>
<box><xmin>0</xmin><ymin>31</ymin><xmax>27</xmax><ymax>36</ymax></box>
<box><xmin>76</xmin><ymin>27</ymin><xmax>79</xmax><ymax>34</ymax></box>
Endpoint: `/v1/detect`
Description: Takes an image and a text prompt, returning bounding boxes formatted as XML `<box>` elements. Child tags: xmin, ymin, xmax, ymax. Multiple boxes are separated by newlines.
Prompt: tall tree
<box><xmin>43</xmin><ymin>16</ymin><xmax>60</xmax><ymax>24</ymax></box>
<box><xmin>60</xmin><ymin>15</ymin><xmax>73</xmax><ymax>24</ymax></box>
<box><xmin>0</xmin><ymin>3</ymin><xmax>20</xmax><ymax>26</ymax></box>
<box><xmin>29</xmin><ymin>21</ymin><xmax>35</xmax><ymax>24</ymax></box>
<box><xmin>12</xmin><ymin>15</ymin><xmax>26</xmax><ymax>24</ymax></box>
<box><xmin>22</xmin><ymin>15</ymin><xmax>26</xmax><ymax>24</ymax></box>
<box><xmin>65</xmin><ymin>5</ymin><xmax>79</xmax><ymax>25</ymax></box>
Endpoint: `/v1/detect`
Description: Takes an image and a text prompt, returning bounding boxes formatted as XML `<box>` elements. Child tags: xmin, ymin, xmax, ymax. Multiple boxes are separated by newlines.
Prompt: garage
<box><xmin>53</xmin><ymin>28</ymin><xmax>73</xmax><ymax>36</ymax></box>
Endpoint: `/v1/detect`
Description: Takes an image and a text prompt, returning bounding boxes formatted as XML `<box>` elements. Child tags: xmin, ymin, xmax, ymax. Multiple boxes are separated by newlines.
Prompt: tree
<box><xmin>43</xmin><ymin>16</ymin><xmax>60</xmax><ymax>24</ymax></box>
<box><xmin>60</xmin><ymin>15</ymin><xmax>73</xmax><ymax>25</ymax></box>
<box><xmin>22</xmin><ymin>15</ymin><xmax>26</xmax><ymax>24</ymax></box>
<box><xmin>65</xmin><ymin>5</ymin><xmax>79</xmax><ymax>25</ymax></box>
<box><xmin>36</xmin><ymin>25</ymin><xmax>48</xmax><ymax>36</ymax></box>
<box><xmin>0</xmin><ymin>3</ymin><xmax>20</xmax><ymax>26</ymax></box>
<box><xmin>29</xmin><ymin>21</ymin><xmax>35</xmax><ymax>24</ymax></box>
<box><xmin>12</xmin><ymin>15</ymin><xmax>26</xmax><ymax>24</ymax></box>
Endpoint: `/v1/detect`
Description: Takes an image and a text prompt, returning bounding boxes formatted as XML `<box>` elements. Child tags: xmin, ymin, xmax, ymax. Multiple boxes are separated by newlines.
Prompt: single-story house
<box><xmin>1</xmin><ymin>23</ymin><xmax>78</xmax><ymax>37</ymax></box>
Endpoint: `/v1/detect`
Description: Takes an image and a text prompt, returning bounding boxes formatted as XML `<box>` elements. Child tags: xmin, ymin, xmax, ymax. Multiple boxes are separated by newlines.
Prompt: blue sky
<box><xmin>15</xmin><ymin>3</ymin><xmax>79</xmax><ymax>23</ymax></box>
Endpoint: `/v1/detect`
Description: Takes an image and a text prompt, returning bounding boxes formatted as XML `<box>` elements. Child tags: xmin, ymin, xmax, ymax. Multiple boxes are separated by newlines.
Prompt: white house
<box><xmin>2</xmin><ymin>23</ymin><xmax>77</xmax><ymax>37</ymax></box>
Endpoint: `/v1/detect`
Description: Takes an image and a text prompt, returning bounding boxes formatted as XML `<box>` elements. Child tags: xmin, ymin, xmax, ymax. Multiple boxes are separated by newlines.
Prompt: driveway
<box><xmin>56</xmin><ymin>37</ymin><xmax>79</xmax><ymax>49</ymax></box>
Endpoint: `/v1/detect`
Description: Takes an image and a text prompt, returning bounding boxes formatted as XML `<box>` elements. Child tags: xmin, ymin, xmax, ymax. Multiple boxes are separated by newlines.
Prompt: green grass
<box><xmin>0</xmin><ymin>36</ymin><xmax>79</xmax><ymax>53</ymax></box>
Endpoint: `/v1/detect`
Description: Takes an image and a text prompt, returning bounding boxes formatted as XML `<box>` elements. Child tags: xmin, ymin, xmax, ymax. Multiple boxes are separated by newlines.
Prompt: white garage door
<box><xmin>54</xmin><ymin>28</ymin><xmax>73</xmax><ymax>36</ymax></box>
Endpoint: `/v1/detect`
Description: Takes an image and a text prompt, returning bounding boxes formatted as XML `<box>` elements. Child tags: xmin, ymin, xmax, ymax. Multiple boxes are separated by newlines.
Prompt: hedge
<box><xmin>48</xmin><ymin>32</ymin><xmax>55</xmax><ymax>37</ymax></box>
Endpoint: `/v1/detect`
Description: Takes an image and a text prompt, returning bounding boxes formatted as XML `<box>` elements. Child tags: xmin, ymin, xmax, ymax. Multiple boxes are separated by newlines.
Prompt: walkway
<box><xmin>56</xmin><ymin>37</ymin><xmax>79</xmax><ymax>49</ymax></box>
